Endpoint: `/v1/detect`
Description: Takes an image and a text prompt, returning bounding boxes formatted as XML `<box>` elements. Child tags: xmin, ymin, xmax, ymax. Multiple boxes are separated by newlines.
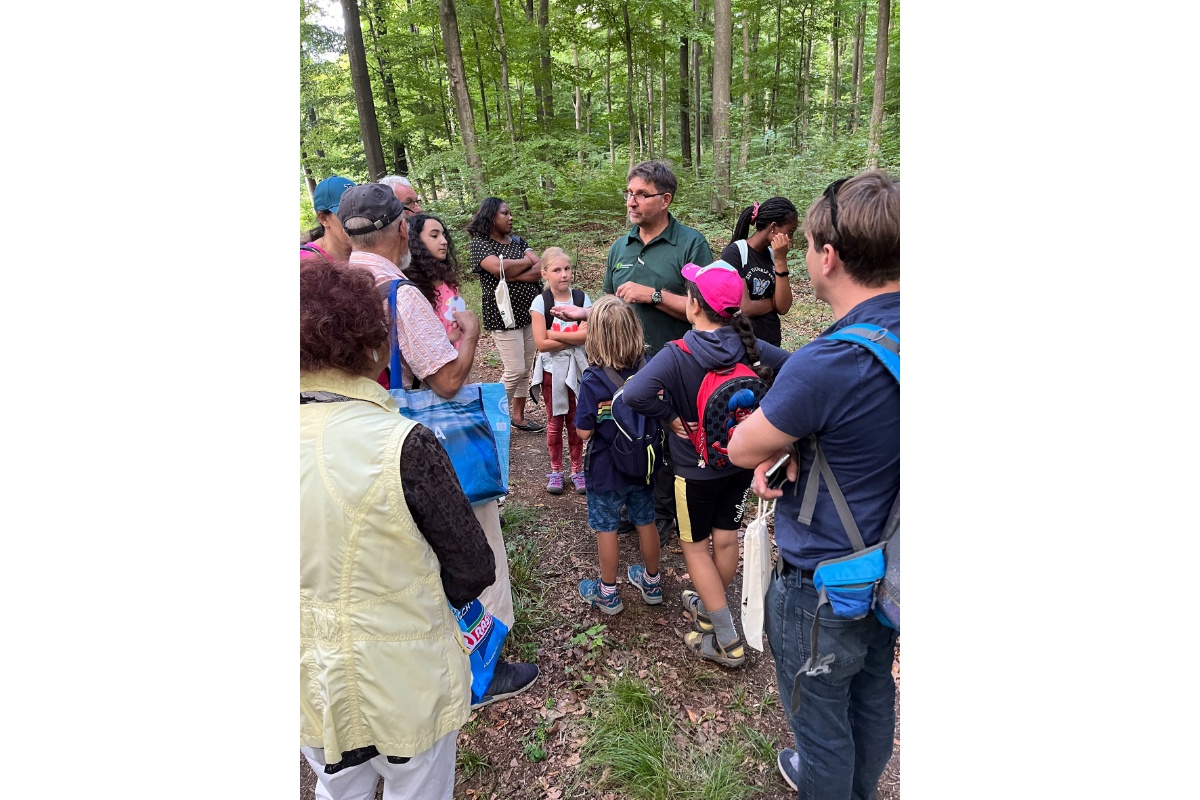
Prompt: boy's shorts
<box><xmin>675</xmin><ymin>472</ymin><xmax>753</xmax><ymax>544</ymax></box>
<box><xmin>588</xmin><ymin>483</ymin><xmax>655</xmax><ymax>532</ymax></box>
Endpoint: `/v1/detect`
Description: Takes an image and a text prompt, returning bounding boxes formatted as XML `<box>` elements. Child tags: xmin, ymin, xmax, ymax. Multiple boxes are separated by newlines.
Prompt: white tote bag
<box><xmin>494</xmin><ymin>257</ymin><xmax>518</xmax><ymax>329</ymax></box>
<box><xmin>741</xmin><ymin>497</ymin><xmax>775</xmax><ymax>652</ymax></box>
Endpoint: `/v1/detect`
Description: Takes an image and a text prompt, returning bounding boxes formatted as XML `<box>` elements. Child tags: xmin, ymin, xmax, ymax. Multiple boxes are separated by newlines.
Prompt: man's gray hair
<box><xmin>627</xmin><ymin>160</ymin><xmax>677</xmax><ymax>199</ymax></box>
<box><xmin>343</xmin><ymin>214</ymin><xmax>402</xmax><ymax>249</ymax></box>
<box><xmin>378</xmin><ymin>175</ymin><xmax>413</xmax><ymax>189</ymax></box>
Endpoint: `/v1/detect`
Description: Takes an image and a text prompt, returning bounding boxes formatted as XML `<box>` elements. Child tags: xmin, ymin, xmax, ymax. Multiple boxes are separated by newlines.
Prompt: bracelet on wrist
<box><xmin>775</xmin><ymin>270</ymin><xmax>790</xmax><ymax>277</ymax></box>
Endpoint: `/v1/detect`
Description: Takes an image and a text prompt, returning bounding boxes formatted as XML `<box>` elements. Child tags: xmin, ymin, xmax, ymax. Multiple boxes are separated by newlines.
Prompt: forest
<box><xmin>299</xmin><ymin>0</ymin><xmax>899</xmax><ymax>231</ymax></box>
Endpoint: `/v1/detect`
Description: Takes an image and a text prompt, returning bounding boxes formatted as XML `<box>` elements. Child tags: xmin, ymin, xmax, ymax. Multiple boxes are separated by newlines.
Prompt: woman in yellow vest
<box><xmin>300</xmin><ymin>256</ymin><xmax>499</xmax><ymax>799</ymax></box>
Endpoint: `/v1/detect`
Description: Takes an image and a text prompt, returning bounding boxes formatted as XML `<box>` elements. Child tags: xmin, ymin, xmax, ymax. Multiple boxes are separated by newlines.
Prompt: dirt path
<box><xmin>301</xmin><ymin>240</ymin><xmax>899</xmax><ymax>799</ymax></box>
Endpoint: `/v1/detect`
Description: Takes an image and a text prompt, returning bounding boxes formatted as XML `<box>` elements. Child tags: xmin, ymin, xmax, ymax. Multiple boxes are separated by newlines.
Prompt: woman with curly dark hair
<box><xmin>406</xmin><ymin>213</ymin><xmax>468</xmax><ymax>350</ymax></box>
<box><xmin>467</xmin><ymin>197</ymin><xmax>545</xmax><ymax>432</ymax></box>
<box><xmin>300</xmin><ymin>256</ymin><xmax>537</xmax><ymax>799</ymax></box>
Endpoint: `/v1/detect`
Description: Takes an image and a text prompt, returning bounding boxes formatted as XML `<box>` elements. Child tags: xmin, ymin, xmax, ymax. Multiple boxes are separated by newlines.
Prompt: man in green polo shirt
<box><xmin>603</xmin><ymin>160</ymin><xmax>714</xmax><ymax>356</ymax></box>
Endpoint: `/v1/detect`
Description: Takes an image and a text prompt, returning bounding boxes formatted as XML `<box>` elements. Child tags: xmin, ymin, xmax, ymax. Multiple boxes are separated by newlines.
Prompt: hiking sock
<box><xmin>643</xmin><ymin>570</ymin><xmax>661</xmax><ymax>586</ymax></box>
<box><xmin>599</xmin><ymin>581</ymin><xmax>618</xmax><ymax>598</ymax></box>
<box><xmin>691</xmin><ymin>594</ymin><xmax>708</xmax><ymax>616</ymax></box>
<box><xmin>709</xmin><ymin>606</ymin><xmax>739</xmax><ymax>649</ymax></box>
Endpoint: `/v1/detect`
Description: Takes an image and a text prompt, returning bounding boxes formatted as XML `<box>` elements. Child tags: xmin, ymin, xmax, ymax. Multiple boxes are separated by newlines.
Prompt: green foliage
<box><xmin>522</xmin><ymin>718</ymin><xmax>550</xmax><ymax>762</ymax></box>
<box><xmin>579</xmin><ymin>674</ymin><xmax>765</xmax><ymax>800</ymax></box>
<box><xmin>455</xmin><ymin>748</ymin><xmax>492</xmax><ymax>780</ymax></box>
<box><xmin>300</xmin><ymin>0</ymin><xmax>899</xmax><ymax>230</ymax></box>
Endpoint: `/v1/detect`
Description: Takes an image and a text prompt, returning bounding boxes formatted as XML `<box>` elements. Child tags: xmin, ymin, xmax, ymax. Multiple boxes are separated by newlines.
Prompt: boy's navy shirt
<box><xmin>575</xmin><ymin>364</ymin><xmax>640</xmax><ymax>494</ymax></box>
<box><xmin>761</xmin><ymin>292</ymin><xmax>900</xmax><ymax>571</ymax></box>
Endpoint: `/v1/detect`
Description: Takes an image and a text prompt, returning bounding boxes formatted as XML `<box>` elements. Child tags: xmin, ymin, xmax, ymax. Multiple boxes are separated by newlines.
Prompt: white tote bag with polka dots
<box><xmin>494</xmin><ymin>258</ymin><xmax>518</xmax><ymax>329</ymax></box>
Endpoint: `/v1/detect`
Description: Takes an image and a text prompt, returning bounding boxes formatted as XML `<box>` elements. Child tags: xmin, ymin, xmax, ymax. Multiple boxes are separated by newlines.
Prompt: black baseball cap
<box><xmin>336</xmin><ymin>184</ymin><xmax>406</xmax><ymax>235</ymax></box>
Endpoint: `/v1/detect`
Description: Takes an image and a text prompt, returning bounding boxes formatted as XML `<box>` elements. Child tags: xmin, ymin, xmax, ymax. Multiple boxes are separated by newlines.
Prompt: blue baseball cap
<box><xmin>313</xmin><ymin>176</ymin><xmax>356</xmax><ymax>214</ymax></box>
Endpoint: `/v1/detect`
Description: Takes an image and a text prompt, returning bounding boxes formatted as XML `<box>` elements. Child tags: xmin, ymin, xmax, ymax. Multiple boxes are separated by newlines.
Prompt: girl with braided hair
<box><xmin>623</xmin><ymin>261</ymin><xmax>790</xmax><ymax>668</ymax></box>
<box><xmin>720</xmin><ymin>196</ymin><xmax>799</xmax><ymax>347</ymax></box>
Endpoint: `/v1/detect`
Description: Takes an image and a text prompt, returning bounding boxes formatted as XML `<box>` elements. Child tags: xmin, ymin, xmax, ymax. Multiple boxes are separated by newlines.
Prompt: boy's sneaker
<box><xmin>578</xmin><ymin>578</ymin><xmax>624</xmax><ymax>615</ymax></box>
<box><xmin>546</xmin><ymin>472</ymin><xmax>565</xmax><ymax>494</ymax></box>
<box><xmin>471</xmin><ymin>660</ymin><xmax>540</xmax><ymax>710</ymax></box>
<box><xmin>777</xmin><ymin>748</ymin><xmax>801</xmax><ymax>791</ymax></box>
<box><xmin>571</xmin><ymin>472</ymin><xmax>587</xmax><ymax>494</ymax></box>
<box><xmin>627</xmin><ymin>565</ymin><xmax>663</xmax><ymax>605</ymax></box>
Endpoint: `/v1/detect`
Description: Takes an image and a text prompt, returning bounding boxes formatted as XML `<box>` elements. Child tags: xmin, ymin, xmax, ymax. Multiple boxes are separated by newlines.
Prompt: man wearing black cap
<box><xmin>339</xmin><ymin>183</ymin><xmax>479</xmax><ymax>399</ymax></box>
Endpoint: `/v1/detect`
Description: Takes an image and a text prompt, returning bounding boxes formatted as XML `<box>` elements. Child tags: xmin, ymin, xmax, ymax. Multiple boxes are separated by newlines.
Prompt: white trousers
<box><xmin>473</xmin><ymin>500</ymin><xmax>514</xmax><ymax>629</ymax></box>
<box><xmin>301</xmin><ymin>731</ymin><xmax>458</xmax><ymax>800</ymax></box>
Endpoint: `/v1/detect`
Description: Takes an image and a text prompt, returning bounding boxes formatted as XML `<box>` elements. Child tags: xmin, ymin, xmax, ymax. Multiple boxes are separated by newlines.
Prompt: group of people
<box><xmin>299</xmin><ymin>159</ymin><xmax>900</xmax><ymax>800</ymax></box>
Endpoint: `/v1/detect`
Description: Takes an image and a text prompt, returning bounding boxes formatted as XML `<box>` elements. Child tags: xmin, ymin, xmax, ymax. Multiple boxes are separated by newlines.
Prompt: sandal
<box><xmin>681</xmin><ymin>589</ymin><xmax>714</xmax><ymax>633</ymax></box>
<box><xmin>512</xmin><ymin>419</ymin><xmax>545</xmax><ymax>432</ymax></box>
<box><xmin>684</xmin><ymin>630</ymin><xmax>747</xmax><ymax>668</ymax></box>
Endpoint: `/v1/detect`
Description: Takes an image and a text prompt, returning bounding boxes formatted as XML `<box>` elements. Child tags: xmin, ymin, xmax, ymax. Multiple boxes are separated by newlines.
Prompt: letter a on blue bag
<box><xmin>453</xmin><ymin>599</ymin><xmax>509</xmax><ymax>704</ymax></box>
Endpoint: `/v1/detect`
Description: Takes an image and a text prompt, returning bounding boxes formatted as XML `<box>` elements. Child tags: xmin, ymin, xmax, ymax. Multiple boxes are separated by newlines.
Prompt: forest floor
<box><xmin>300</xmin><ymin>218</ymin><xmax>899</xmax><ymax>799</ymax></box>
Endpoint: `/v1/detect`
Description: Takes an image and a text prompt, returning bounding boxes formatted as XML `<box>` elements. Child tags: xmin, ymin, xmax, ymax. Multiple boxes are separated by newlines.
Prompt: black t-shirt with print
<box><xmin>469</xmin><ymin>234</ymin><xmax>544</xmax><ymax>331</ymax></box>
<box><xmin>720</xmin><ymin>240</ymin><xmax>781</xmax><ymax>346</ymax></box>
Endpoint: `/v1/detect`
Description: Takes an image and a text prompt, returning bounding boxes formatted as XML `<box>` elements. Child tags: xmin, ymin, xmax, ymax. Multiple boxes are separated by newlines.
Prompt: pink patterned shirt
<box><xmin>348</xmin><ymin>251</ymin><xmax>458</xmax><ymax>388</ymax></box>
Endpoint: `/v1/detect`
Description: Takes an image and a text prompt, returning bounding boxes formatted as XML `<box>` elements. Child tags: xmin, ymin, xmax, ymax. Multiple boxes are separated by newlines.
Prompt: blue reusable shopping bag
<box><xmin>386</xmin><ymin>279</ymin><xmax>510</xmax><ymax>506</ymax></box>
<box><xmin>453</xmin><ymin>598</ymin><xmax>510</xmax><ymax>704</ymax></box>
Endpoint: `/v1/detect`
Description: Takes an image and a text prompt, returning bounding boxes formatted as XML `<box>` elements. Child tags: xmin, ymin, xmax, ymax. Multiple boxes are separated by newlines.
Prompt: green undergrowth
<box><xmin>579</xmin><ymin>674</ymin><xmax>767</xmax><ymax>800</ymax></box>
<box><xmin>501</xmin><ymin>500</ymin><xmax>556</xmax><ymax>661</ymax></box>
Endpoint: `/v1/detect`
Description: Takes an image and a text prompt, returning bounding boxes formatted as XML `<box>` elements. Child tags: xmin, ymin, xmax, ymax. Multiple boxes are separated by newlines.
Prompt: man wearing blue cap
<box><xmin>301</xmin><ymin>176</ymin><xmax>356</xmax><ymax>261</ymax></box>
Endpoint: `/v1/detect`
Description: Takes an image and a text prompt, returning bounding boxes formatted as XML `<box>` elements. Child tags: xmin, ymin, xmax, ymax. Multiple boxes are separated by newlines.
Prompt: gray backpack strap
<box><xmin>797</xmin><ymin>435</ymin><xmax>867</xmax><ymax>552</ymax></box>
<box><xmin>602</xmin><ymin>366</ymin><xmax>626</xmax><ymax>389</ymax></box>
<box><xmin>735</xmin><ymin>238</ymin><xmax>748</xmax><ymax>268</ymax></box>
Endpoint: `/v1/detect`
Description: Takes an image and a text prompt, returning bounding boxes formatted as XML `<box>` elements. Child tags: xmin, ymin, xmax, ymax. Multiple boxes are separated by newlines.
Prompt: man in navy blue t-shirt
<box><xmin>729</xmin><ymin>170</ymin><xmax>899</xmax><ymax>800</ymax></box>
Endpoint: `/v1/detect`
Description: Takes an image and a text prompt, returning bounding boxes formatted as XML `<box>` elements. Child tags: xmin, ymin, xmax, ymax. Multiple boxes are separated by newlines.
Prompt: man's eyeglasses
<box><xmin>823</xmin><ymin>177</ymin><xmax>851</xmax><ymax>235</ymax></box>
<box><xmin>622</xmin><ymin>190</ymin><xmax>667</xmax><ymax>203</ymax></box>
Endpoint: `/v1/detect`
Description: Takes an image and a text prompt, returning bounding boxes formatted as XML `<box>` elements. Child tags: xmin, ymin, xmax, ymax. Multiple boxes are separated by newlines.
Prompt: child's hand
<box><xmin>770</xmin><ymin>230</ymin><xmax>791</xmax><ymax>257</ymax></box>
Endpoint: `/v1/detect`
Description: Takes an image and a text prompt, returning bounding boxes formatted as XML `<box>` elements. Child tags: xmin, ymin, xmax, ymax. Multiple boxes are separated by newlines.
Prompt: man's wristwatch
<box><xmin>650</xmin><ymin>289</ymin><xmax>663</xmax><ymax>305</ymax></box>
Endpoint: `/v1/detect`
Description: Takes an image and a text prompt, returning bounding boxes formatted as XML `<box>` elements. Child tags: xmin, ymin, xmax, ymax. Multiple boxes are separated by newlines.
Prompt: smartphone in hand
<box><xmin>765</xmin><ymin>452</ymin><xmax>792</xmax><ymax>490</ymax></box>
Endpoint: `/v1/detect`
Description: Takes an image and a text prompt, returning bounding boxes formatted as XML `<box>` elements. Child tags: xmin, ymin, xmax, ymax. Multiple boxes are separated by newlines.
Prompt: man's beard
<box><xmin>397</xmin><ymin>250</ymin><xmax>412</xmax><ymax>272</ymax></box>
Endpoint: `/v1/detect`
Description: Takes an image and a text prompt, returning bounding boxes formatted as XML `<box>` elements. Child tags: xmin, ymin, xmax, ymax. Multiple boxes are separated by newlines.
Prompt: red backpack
<box><xmin>670</xmin><ymin>339</ymin><xmax>769</xmax><ymax>470</ymax></box>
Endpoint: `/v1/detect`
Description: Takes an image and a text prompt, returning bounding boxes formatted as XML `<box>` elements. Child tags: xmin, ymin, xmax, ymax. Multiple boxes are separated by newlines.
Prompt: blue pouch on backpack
<box><xmin>812</xmin><ymin>544</ymin><xmax>887</xmax><ymax>619</ymax></box>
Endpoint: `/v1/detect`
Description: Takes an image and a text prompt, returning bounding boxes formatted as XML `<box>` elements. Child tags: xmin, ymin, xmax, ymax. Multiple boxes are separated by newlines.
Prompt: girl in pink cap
<box><xmin>621</xmin><ymin>260</ymin><xmax>791</xmax><ymax>668</ymax></box>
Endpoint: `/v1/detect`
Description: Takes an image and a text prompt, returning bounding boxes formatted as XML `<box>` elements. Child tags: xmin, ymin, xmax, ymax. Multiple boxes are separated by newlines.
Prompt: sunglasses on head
<box><xmin>823</xmin><ymin>177</ymin><xmax>851</xmax><ymax>236</ymax></box>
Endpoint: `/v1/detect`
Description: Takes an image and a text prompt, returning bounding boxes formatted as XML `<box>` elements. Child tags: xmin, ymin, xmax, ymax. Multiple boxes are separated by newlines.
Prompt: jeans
<box><xmin>765</xmin><ymin>563</ymin><xmax>897</xmax><ymax>800</ymax></box>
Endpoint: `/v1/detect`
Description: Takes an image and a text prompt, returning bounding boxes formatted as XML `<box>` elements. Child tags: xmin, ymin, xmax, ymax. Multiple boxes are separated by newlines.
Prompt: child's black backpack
<box><xmin>595</xmin><ymin>361</ymin><xmax>665</xmax><ymax>485</ymax></box>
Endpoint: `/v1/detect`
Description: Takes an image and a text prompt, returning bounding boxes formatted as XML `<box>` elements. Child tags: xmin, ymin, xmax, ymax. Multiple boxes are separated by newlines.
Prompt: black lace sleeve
<box><xmin>399</xmin><ymin>425</ymin><xmax>497</xmax><ymax>607</ymax></box>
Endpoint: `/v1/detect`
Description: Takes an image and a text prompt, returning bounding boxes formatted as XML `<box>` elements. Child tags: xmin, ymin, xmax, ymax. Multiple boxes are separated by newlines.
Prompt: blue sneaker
<box><xmin>777</xmin><ymin>748</ymin><xmax>800</xmax><ymax>792</ymax></box>
<box><xmin>627</xmin><ymin>565</ymin><xmax>663</xmax><ymax>605</ymax></box>
<box><xmin>579</xmin><ymin>578</ymin><xmax>624</xmax><ymax>615</ymax></box>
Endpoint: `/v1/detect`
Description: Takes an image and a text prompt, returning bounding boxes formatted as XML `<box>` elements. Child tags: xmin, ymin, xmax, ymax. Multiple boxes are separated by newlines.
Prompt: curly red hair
<box><xmin>300</xmin><ymin>256</ymin><xmax>389</xmax><ymax>375</ymax></box>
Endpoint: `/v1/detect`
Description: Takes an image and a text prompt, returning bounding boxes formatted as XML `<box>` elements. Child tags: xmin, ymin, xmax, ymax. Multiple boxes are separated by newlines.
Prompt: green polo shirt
<box><xmin>604</xmin><ymin>213</ymin><xmax>713</xmax><ymax>355</ymax></box>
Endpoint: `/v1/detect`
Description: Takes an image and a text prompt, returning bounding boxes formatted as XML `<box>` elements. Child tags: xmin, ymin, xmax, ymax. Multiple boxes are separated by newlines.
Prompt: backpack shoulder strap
<box><xmin>300</xmin><ymin>243</ymin><xmax>323</xmax><ymax>255</ymax></box>
<box><xmin>572</xmin><ymin>288</ymin><xmax>585</xmax><ymax>307</ymax></box>
<box><xmin>670</xmin><ymin>338</ymin><xmax>691</xmax><ymax>355</ymax></box>
<box><xmin>602</xmin><ymin>366</ymin><xmax>626</xmax><ymax>389</ymax></box>
<box><xmin>735</xmin><ymin>239</ymin><xmax>748</xmax><ymax>268</ymax></box>
<box><xmin>540</xmin><ymin>288</ymin><xmax>556</xmax><ymax>328</ymax></box>
<box><xmin>828</xmin><ymin>324</ymin><xmax>900</xmax><ymax>383</ymax></box>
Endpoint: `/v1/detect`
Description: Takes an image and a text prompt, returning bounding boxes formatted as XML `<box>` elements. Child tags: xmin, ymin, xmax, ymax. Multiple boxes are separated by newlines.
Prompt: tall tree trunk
<box><xmin>302</xmin><ymin>150</ymin><xmax>317</xmax><ymax>203</ymax></box>
<box><xmin>711</xmin><ymin>0</ymin><xmax>731</xmax><ymax>213</ymax></box>
<box><xmin>851</xmin><ymin>2</ymin><xmax>866</xmax><ymax>133</ymax></box>
<box><xmin>738</xmin><ymin>10</ymin><xmax>751</xmax><ymax>172</ymax></box>
<box><xmin>364</xmin><ymin>0</ymin><xmax>407</xmax><ymax>175</ymax></box>
<box><xmin>523</xmin><ymin>0</ymin><xmax>544</xmax><ymax>124</ymax></box>
<box><xmin>659</xmin><ymin>20</ymin><xmax>667</xmax><ymax>152</ymax></box>
<box><xmin>492</xmin><ymin>0</ymin><xmax>518</xmax><ymax>146</ymax></box>
<box><xmin>769</xmin><ymin>0</ymin><xmax>781</xmax><ymax>136</ymax></box>
<box><xmin>693</xmin><ymin>0</ymin><xmax>702</xmax><ymax>172</ymax></box>
<box><xmin>645</xmin><ymin>64</ymin><xmax>654</xmax><ymax>157</ymax></box>
<box><xmin>308</xmin><ymin>106</ymin><xmax>326</xmax><ymax>159</ymax></box>
<box><xmin>801</xmin><ymin>20</ymin><xmax>812</xmax><ymax>152</ymax></box>
<box><xmin>539</xmin><ymin>0</ymin><xmax>554</xmax><ymax>120</ymax></box>
<box><xmin>470</xmin><ymin>22</ymin><xmax>491</xmax><ymax>134</ymax></box>
<box><xmin>339</xmin><ymin>0</ymin><xmax>386</xmax><ymax>180</ymax></box>
<box><xmin>606</xmin><ymin>28</ymin><xmax>615</xmax><ymax>164</ymax></box>
<box><xmin>438</xmin><ymin>0</ymin><xmax>484</xmax><ymax>194</ymax></box>
<box><xmin>830</xmin><ymin>10</ymin><xmax>840</xmax><ymax>140</ymax></box>
<box><xmin>573</xmin><ymin>45</ymin><xmax>585</xmax><ymax>167</ymax></box>
<box><xmin>429</xmin><ymin>27</ymin><xmax>454</xmax><ymax>141</ymax></box>
<box><xmin>622</xmin><ymin>0</ymin><xmax>636</xmax><ymax>166</ymax></box>
<box><xmin>867</xmin><ymin>0</ymin><xmax>890</xmax><ymax>166</ymax></box>
<box><xmin>679</xmin><ymin>35</ymin><xmax>692</xmax><ymax>168</ymax></box>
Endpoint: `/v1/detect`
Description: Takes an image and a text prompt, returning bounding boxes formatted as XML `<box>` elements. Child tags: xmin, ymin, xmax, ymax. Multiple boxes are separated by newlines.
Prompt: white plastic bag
<box><xmin>741</xmin><ymin>498</ymin><xmax>775</xmax><ymax>651</ymax></box>
<box><xmin>494</xmin><ymin>257</ymin><xmax>517</xmax><ymax>329</ymax></box>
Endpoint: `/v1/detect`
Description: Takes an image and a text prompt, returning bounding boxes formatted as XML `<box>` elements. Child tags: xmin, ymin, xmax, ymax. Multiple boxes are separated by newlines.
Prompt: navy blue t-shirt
<box><xmin>761</xmin><ymin>292</ymin><xmax>899</xmax><ymax>571</ymax></box>
<box><xmin>574</xmin><ymin>364</ymin><xmax>640</xmax><ymax>494</ymax></box>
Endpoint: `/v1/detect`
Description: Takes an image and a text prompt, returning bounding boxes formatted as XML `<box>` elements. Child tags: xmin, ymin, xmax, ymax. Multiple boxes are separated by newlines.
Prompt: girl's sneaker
<box><xmin>627</xmin><ymin>565</ymin><xmax>663</xmax><ymax>605</ymax></box>
<box><xmin>546</xmin><ymin>472</ymin><xmax>565</xmax><ymax>494</ymax></box>
<box><xmin>578</xmin><ymin>579</ymin><xmax>624</xmax><ymax>615</ymax></box>
<box><xmin>571</xmin><ymin>472</ymin><xmax>587</xmax><ymax>494</ymax></box>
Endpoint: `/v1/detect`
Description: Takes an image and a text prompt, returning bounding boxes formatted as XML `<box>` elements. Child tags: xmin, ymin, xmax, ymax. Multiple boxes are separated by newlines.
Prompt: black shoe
<box><xmin>616</xmin><ymin>519</ymin><xmax>637</xmax><ymax>535</ymax></box>
<box><xmin>471</xmin><ymin>661</ymin><xmax>539</xmax><ymax>710</ymax></box>
<box><xmin>656</xmin><ymin>518</ymin><xmax>677</xmax><ymax>548</ymax></box>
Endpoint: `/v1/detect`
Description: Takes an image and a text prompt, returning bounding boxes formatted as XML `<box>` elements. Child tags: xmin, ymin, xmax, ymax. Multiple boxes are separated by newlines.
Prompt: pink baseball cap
<box><xmin>681</xmin><ymin>260</ymin><xmax>744</xmax><ymax>318</ymax></box>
